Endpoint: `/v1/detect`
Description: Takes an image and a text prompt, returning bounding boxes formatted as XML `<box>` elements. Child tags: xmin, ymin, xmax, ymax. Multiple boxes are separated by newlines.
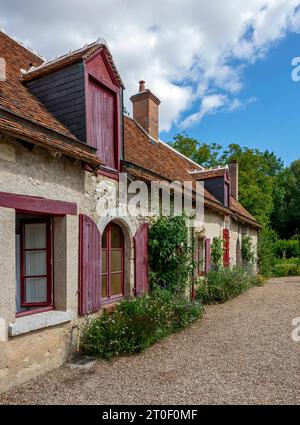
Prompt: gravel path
<box><xmin>1</xmin><ymin>277</ymin><xmax>299</xmax><ymax>405</ymax></box>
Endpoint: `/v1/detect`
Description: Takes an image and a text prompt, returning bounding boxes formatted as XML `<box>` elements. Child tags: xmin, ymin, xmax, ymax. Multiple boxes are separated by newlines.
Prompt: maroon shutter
<box><xmin>89</xmin><ymin>80</ymin><xmax>116</xmax><ymax>169</ymax></box>
<box><xmin>205</xmin><ymin>238</ymin><xmax>211</xmax><ymax>274</ymax></box>
<box><xmin>223</xmin><ymin>229</ymin><xmax>230</xmax><ymax>267</ymax></box>
<box><xmin>134</xmin><ymin>223</ymin><xmax>149</xmax><ymax>296</ymax></box>
<box><xmin>79</xmin><ymin>214</ymin><xmax>101</xmax><ymax>315</ymax></box>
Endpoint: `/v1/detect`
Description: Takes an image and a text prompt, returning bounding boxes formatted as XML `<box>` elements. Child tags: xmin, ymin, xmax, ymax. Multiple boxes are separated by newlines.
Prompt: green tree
<box><xmin>169</xmin><ymin>133</ymin><xmax>222</xmax><ymax>168</ymax></box>
<box><xmin>220</xmin><ymin>144</ymin><xmax>285</xmax><ymax>227</ymax></box>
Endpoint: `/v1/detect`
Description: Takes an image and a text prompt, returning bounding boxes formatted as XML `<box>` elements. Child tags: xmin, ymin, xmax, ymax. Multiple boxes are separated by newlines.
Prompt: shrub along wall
<box><xmin>196</xmin><ymin>266</ymin><xmax>265</xmax><ymax>305</ymax></box>
<box><xmin>82</xmin><ymin>289</ymin><xmax>203</xmax><ymax>359</ymax></box>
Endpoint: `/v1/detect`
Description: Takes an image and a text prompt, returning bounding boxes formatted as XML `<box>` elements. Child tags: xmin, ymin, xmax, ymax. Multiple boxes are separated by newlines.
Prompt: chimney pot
<box><xmin>139</xmin><ymin>80</ymin><xmax>145</xmax><ymax>92</ymax></box>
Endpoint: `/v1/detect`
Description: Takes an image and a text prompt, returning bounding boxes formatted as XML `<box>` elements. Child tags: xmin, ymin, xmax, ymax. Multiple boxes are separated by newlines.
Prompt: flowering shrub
<box><xmin>196</xmin><ymin>266</ymin><xmax>265</xmax><ymax>304</ymax></box>
<box><xmin>82</xmin><ymin>289</ymin><xmax>203</xmax><ymax>359</ymax></box>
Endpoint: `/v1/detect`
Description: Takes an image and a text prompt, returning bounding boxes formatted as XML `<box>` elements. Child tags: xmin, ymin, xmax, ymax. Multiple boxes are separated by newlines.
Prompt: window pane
<box><xmin>111</xmin><ymin>273</ymin><xmax>122</xmax><ymax>296</ymax></box>
<box><xmin>25</xmin><ymin>251</ymin><xmax>46</xmax><ymax>276</ymax></box>
<box><xmin>111</xmin><ymin>224</ymin><xmax>122</xmax><ymax>248</ymax></box>
<box><xmin>25</xmin><ymin>277</ymin><xmax>47</xmax><ymax>303</ymax></box>
<box><xmin>102</xmin><ymin>229</ymin><xmax>107</xmax><ymax>248</ymax></box>
<box><xmin>111</xmin><ymin>250</ymin><xmax>122</xmax><ymax>272</ymax></box>
<box><xmin>102</xmin><ymin>250</ymin><xmax>107</xmax><ymax>273</ymax></box>
<box><xmin>102</xmin><ymin>274</ymin><xmax>107</xmax><ymax>298</ymax></box>
<box><xmin>25</xmin><ymin>223</ymin><xmax>46</xmax><ymax>249</ymax></box>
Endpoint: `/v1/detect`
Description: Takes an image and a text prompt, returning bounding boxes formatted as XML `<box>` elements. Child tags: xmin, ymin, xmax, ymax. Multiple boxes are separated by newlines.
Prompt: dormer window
<box><xmin>195</xmin><ymin>167</ymin><xmax>231</xmax><ymax>208</ymax></box>
<box><xmin>24</xmin><ymin>41</ymin><xmax>124</xmax><ymax>175</ymax></box>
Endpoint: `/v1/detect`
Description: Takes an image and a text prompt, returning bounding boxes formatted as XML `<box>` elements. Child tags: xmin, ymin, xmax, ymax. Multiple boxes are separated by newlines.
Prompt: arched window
<box><xmin>102</xmin><ymin>222</ymin><xmax>124</xmax><ymax>301</ymax></box>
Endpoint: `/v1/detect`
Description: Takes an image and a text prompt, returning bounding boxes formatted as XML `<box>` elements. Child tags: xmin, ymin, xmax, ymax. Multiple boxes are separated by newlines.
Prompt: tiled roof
<box><xmin>21</xmin><ymin>40</ymin><xmax>124</xmax><ymax>88</ymax></box>
<box><xmin>0</xmin><ymin>31</ymin><xmax>77</xmax><ymax>138</ymax></box>
<box><xmin>124</xmin><ymin>116</ymin><xmax>204</xmax><ymax>182</ymax></box>
<box><xmin>0</xmin><ymin>31</ymin><xmax>102</xmax><ymax>167</ymax></box>
<box><xmin>0</xmin><ymin>117</ymin><xmax>102</xmax><ymax>168</ymax></box>
<box><xmin>124</xmin><ymin>116</ymin><xmax>261</xmax><ymax>228</ymax></box>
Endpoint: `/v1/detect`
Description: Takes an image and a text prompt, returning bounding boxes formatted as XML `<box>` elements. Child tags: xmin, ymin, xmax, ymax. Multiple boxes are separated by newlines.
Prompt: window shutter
<box><xmin>205</xmin><ymin>238</ymin><xmax>211</xmax><ymax>274</ymax></box>
<box><xmin>79</xmin><ymin>214</ymin><xmax>101</xmax><ymax>315</ymax></box>
<box><xmin>223</xmin><ymin>228</ymin><xmax>230</xmax><ymax>267</ymax></box>
<box><xmin>89</xmin><ymin>81</ymin><xmax>116</xmax><ymax>169</ymax></box>
<box><xmin>134</xmin><ymin>223</ymin><xmax>149</xmax><ymax>296</ymax></box>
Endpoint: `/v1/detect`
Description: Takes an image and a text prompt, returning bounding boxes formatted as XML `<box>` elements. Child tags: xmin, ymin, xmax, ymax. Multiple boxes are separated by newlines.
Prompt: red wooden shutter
<box><xmin>134</xmin><ymin>223</ymin><xmax>149</xmax><ymax>296</ymax></box>
<box><xmin>205</xmin><ymin>238</ymin><xmax>211</xmax><ymax>274</ymax></box>
<box><xmin>79</xmin><ymin>214</ymin><xmax>102</xmax><ymax>315</ymax></box>
<box><xmin>223</xmin><ymin>228</ymin><xmax>230</xmax><ymax>267</ymax></box>
<box><xmin>89</xmin><ymin>80</ymin><xmax>116</xmax><ymax>169</ymax></box>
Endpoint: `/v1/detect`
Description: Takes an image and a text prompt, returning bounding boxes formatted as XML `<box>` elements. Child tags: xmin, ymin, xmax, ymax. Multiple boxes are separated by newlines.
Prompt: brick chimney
<box><xmin>130</xmin><ymin>80</ymin><xmax>161</xmax><ymax>141</ymax></box>
<box><xmin>229</xmin><ymin>160</ymin><xmax>239</xmax><ymax>200</ymax></box>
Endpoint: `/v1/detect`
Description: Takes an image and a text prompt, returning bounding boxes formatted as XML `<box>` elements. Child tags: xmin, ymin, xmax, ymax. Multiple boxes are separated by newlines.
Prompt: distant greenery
<box><xmin>274</xmin><ymin>239</ymin><xmax>300</xmax><ymax>259</ymax></box>
<box><xmin>196</xmin><ymin>266</ymin><xmax>265</xmax><ymax>305</ymax></box>
<box><xmin>82</xmin><ymin>288</ymin><xmax>203</xmax><ymax>359</ymax></box>
<box><xmin>271</xmin><ymin>258</ymin><xmax>300</xmax><ymax>277</ymax></box>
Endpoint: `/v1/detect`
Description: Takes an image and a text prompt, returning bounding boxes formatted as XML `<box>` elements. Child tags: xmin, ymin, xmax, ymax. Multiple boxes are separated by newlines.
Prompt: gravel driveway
<box><xmin>1</xmin><ymin>277</ymin><xmax>299</xmax><ymax>405</ymax></box>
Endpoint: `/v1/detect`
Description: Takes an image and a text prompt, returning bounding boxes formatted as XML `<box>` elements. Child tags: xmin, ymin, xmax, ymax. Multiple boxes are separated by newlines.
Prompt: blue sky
<box><xmin>161</xmin><ymin>32</ymin><xmax>300</xmax><ymax>166</ymax></box>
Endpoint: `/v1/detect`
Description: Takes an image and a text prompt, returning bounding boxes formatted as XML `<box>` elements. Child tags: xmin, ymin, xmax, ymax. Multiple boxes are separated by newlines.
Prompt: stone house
<box><xmin>0</xmin><ymin>31</ymin><xmax>260</xmax><ymax>392</ymax></box>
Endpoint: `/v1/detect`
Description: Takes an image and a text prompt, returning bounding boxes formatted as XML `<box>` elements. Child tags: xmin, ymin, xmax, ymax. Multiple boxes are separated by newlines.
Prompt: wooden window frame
<box><xmin>101</xmin><ymin>223</ymin><xmax>124</xmax><ymax>303</ymax></box>
<box><xmin>20</xmin><ymin>218</ymin><xmax>53</xmax><ymax>308</ymax></box>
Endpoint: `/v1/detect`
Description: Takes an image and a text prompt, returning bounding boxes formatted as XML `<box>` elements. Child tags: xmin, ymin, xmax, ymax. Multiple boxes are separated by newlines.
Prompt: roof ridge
<box><xmin>22</xmin><ymin>39</ymin><xmax>108</xmax><ymax>75</ymax></box>
<box><xmin>0</xmin><ymin>29</ymin><xmax>44</xmax><ymax>61</ymax></box>
<box><xmin>189</xmin><ymin>166</ymin><xmax>228</xmax><ymax>174</ymax></box>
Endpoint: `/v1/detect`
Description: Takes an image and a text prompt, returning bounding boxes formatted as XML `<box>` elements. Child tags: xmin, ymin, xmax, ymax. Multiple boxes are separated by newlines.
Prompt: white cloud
<box><xmin>181</xmin><ymin>94</ymin><xmax>228</xmax><ymax>128</ymax></box>
<box><xmin>1</xmin><ymin>0</ymin><xmax>300</xmax><ymax>131</ymax></box>
<box><xmin>228</xmin><ymin>96</ymin><xmax>258</xmax><ymax>112</ymax></box>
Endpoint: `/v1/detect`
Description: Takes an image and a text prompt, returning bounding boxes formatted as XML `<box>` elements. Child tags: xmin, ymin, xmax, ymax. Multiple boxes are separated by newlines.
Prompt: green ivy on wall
<box><xmin>148</xmin><ymin>215</ymin><xmax>192</xmax><ymax>293</ymax></box>
<box><xmin>211</xmin><ymin>237</ymin><xmax>223</xmax><ymax>270</ymax></box>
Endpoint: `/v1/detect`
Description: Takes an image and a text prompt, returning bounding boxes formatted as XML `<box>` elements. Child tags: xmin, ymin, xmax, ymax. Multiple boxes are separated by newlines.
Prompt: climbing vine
<box><xmin>148</xmin><ymin>215</ymin><xmax>192</xmax><ymax>293</ymax></box>
<box><xmin>211</xmin><ymin>237</ymin><xmax>223</xmax><ymax>270</ymax></box>
<box><xmin>242</xmin><ymin>235</ymin><xmax>254</xmax><ymax>264</ymax></box>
